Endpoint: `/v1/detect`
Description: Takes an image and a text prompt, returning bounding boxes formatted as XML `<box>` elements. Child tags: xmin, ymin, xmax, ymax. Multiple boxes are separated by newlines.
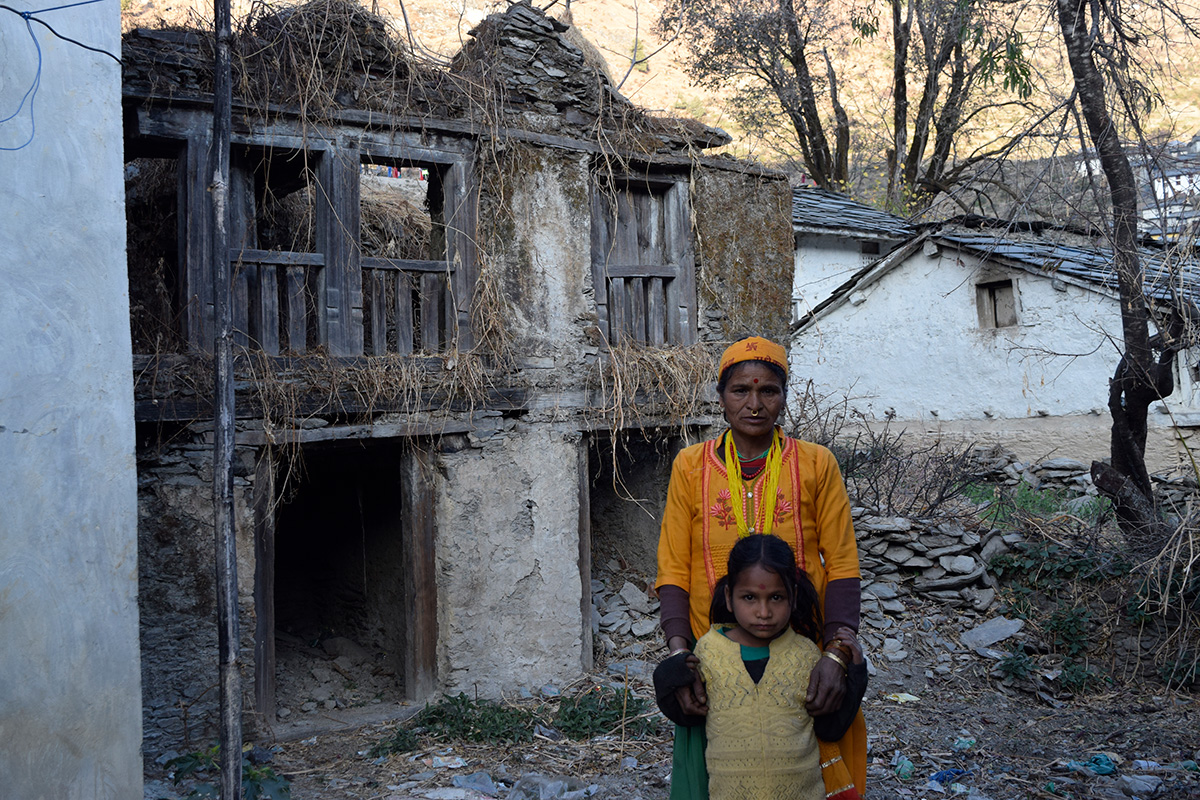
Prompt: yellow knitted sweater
<box><xmin>695</xmin><ymin>627</ymin><xmax>824</xmax><ymax>800</ymax></box>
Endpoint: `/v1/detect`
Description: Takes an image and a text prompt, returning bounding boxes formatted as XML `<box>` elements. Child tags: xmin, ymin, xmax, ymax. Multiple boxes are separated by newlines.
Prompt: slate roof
<box><xmin>934</xmin><ymin>228</ymin><xmax>1200</xmax><ymax>306</ymax></box>
<box><xmin>792</xmin><ymin>188</ymin><xmax>915</xmax><ymax>239</ymax></box>
<box><xmin>793</xmin><ymin>220</ymin><xmax>1200</xmax><ymax>331</ymax></box>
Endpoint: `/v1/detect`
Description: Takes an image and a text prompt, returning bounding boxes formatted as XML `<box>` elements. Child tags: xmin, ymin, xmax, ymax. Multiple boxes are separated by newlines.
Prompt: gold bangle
<box><xmin>822</xmin><ymin>650</ymin><xmax>848</xmax><ymax>671</ymax></box>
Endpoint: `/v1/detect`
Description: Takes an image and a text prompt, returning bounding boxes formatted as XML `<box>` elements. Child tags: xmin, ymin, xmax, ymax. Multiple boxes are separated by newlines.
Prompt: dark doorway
<box><xmin>258</xmin><ymin>440</ymin><xmax>437</xmax><ymax>723</ymax></box>
<box><xmin>588</xmin><ymin>431</ymin><xmax>682</xmax><ymax>577</ymax></box>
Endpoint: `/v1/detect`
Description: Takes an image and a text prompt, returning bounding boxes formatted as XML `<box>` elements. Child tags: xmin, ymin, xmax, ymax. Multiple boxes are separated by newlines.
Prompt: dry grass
<box><xmin>1136</xmin><ymin>509</ymin><xmax>1200</xmax><ymax>688</ymax></box>
<box><xmin>594</xmin><ymin>341</ymin><xmax>717</xmax><ymax>430</ymax></box>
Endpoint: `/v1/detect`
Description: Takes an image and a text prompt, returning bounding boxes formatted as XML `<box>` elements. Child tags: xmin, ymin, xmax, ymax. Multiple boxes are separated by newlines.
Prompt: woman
<box><xmin>655</xmin><ymin>336</ymin><xmax>867</xmax><ymax>799</ymax></box>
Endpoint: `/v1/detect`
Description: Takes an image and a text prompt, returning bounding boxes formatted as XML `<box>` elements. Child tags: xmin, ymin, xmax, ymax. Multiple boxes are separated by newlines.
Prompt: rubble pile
<box><xmin>971</xmin><ymin>453</ymin><xmax>1101</xmax><ymax>494</ymax></box>
<box><xmin>855</xmin><ymin>510</ymin><xmax>1020</xmax><ymax>618</ymax></box>
<box><xmin>972</xmin><ymin>450</ymin><xmax>1199</xmax><ymax>507</ymax></box>
<box><xmin>590</xmin><ymin>564</ymin><xmax>662</xmax><ymax>662</ymax></box>
<box><xmin>273</xmin><ymin>633</ymin><xmax>405</xmax><ymax>724</ymax></box>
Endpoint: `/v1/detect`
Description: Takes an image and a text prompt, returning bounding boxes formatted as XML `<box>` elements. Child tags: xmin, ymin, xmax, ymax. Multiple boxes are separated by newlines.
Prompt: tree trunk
<box><xmin>780</xmin><ymin>0</ymin><xmax>836</xmax><ymax>187</ymax></box>
<box><xmin>824</xmin><ymin>48</ymin><xmax>850</xmax><ymax>186</ymax></box>
<box><xmin>1056</xmin><ymin>0</ymin><xmax>1169</xmax><ymax>548</ymax></box>
<box><xmin>888</xmin><ymin>0</ymin><xmax>912</xmax><ymax>208</ymax></box>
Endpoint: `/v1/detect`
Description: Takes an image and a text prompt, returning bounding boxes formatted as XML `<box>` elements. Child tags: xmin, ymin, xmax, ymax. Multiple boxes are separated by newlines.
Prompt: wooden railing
<box><xmin>591</xmin><ymin>176</ymin><xmax>696</xmax><ymax>346</ymax></box>
<box><xmin>230</xmin><ymin>249</ymin><xmax>323</xmax><ymax>354</ymax></box>
<box><xmin>230</xmin><ymin>250</ymin><xmax>455</xmax><ymax>356</ymax></box>
<box><xmin>361</xmin><ymin>257</ymin><xmax>454</xmax><ymax>355</ymax></box>
<box><xmin>601</xmin><ymin>264</ymin><xmax>677</xmax><ymax>346</ymax></box>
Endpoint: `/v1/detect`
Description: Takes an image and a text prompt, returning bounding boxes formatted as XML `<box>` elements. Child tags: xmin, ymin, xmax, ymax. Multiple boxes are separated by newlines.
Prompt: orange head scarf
<box><xmin>718</xmin><ymin>336</ymin><xmax>788</xmax><ymax>381</ymax></box>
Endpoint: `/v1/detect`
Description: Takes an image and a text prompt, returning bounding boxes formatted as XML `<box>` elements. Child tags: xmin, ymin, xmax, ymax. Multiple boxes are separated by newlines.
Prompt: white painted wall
<box><xmin>0</xmin><ymin>3</ymin><xmax>142</xmax><ymax>797</ymax></box>
<box><xmin>792</xmin><ymin>245</ymin><xmax>1133</xmax><ymax>421</ymax></box>
<box><xmin>792</xmin><ymin>234</ymin><xmax>880</xmax><ymax>321</ymax></box>
<box><xmin>791</xmin><ymin>242</ymin><xmax>1200</xmax><ymax>469</ymax></box>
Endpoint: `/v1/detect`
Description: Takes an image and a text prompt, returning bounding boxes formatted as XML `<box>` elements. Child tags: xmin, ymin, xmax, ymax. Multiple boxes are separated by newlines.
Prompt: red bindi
<box><xmin>753</xmin><ymin>378</ymin><xmax>759</xmax><ymax>384</ymax></box>
<box><xmin>758</xmin><ymin>583</ymin><xmax>766</xmax><ymax>589</ymax></box>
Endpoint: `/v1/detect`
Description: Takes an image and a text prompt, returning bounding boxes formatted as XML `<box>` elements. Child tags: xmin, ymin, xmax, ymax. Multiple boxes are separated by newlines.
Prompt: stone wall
<box><xmin>692</xmin><ymin>167</ymin><xmax>795</xmax><ymax>344</ymax></box>
<box><xmin>588</xmin><ymin>433</ymin><xmax>684</xmax><ymax>579</ymax></box>
<box><xmin>478</xmin><ymin>144</ymin><xmax>596</xmax><ymax>367</ymax></box>
<box><xmin>136</xmin><ymin>429</ymin><xmax>259</xmax><ymax>758</ymax></box>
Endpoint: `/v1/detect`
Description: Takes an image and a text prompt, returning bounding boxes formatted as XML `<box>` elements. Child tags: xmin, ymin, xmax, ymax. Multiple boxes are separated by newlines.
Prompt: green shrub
<box><xmin>990</xmin><ymin>541</ymin><xmax>1126</xmax><ymax>590</ymax></box>
<box><xmin>553</xmin><ymin>685</ymin><xmax>652</xmax><ymax>739</ymax></box>
<box><xmin>369</xmin><ymin>726</ymin><xmax>420</xmax><ymax>757</ymax></box>
<box><xmin>1059</xmin><ymin>659</ymin><xmax>1100</xmax><ymax>694</ymax></box>
<box><xmin>998</xmin><ymin>650</ymin><xmax>1034</xmax><ymax>680</ymax></box>
<box><xmin>167</xmin><ymin>747</ymin><xmax>291</xmax><ymax>800</ymax></box>
<box><xmin>1159</xmin><ymin>652</ymin><xmax>1200</xmax><ymax>688</ymax></box>
<box><xmin>1046</xmin><ymin>606</ymin><xmax>1092</xmax><ymax>657</ymax></box>
<box><xmin>410</xmin><ymin>693</ymin><xmax>534</xmax><ymax>743</ymax></box>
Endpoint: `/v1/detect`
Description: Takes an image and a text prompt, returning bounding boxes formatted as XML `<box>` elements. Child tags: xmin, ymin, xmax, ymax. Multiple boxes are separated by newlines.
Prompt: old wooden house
<box><xmin>122</xmin><ymin>0</ymin><xmax>794</xmax><ymax>760</ymax></box>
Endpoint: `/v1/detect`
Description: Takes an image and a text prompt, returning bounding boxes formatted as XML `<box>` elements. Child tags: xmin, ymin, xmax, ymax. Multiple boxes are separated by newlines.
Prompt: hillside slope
<box><xmin>122</xmin><ymin>0</ymin><xmax>1200</xmax><ymax>178</ymax></box>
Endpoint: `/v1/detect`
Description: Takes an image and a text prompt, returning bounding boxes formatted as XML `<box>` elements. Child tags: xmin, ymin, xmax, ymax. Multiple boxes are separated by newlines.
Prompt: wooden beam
<box><xmin>362</xmin><ymin>257</ymin><xmax>451</xmax><ymax>273</ymax></box>
<box><xmin>590</xmin><ymin>184</ymin><xmax>612</xmax><ymax>343</ymax></box>
<box><xmin>420</xmin><ymin>273</ymin><xmax>441</xmax><ymax>352</ymax></box>
<box><xmin>577</xmin><ymin>437</ymin><xmax>593</xmax><ymax>673</ymax></box>
<box><xmin>284</xmin><ymin>266</ymin><xmax>308</xmax><ymax>353</ymax></box>
<box><xmin>367</xmin><ymin>270</ymin><xmax>387</xmax><ymax>356</ymax></box>
<box><xmin>128</xmin><ymin>97</ymin><xmax>791</xmax><ymax>178</ymax></box>
<box><xmin>252</xmin><ymin>448</ymin><xmax>277</xmax><ymax>720</ymax></box>
<box><xmin>182</xmin><ymin>135</ymin><xmax>214</xmax><ymax>351</ymax></box>
<box><xmin>395</xmin><ymin>271</ymin><xmax>414</xmax><ymax>356</ymax></box>
<box><xmin>316</xmin><ymin>145</ymin><xmax>363</xmax><ymax>356</ymax></box>
<box><xmin>401</xmin><ymin>446</ymin><xmax>438</xmax><ymax>700</ymax></box>
<box><xmin>664</xmin><ymin>180</ymin><xmax>695</xmax><ymax>345</ymax></box>
<box><xmin>444</xmin><ymin>160</ymin><xmax>478</xmax><ymax>348</ymax></box>
<box><xmin>646</xmin><ymin>277</ymin><xmax>666</xmax><ymax>346</ymax></box>
<box><xmin>231</xmin><ymin>249</ymin><xmax>325</xmax><ymax>266</ymax></box>
<box><xmin>600</xmin><ymin>263</ymin><xmax>678</xmax><ymax>279</ymax></box>
<box><xmin>629</xmin><ymin>277</ymin><xmax>647</xmax><ymax>344</ymax></box>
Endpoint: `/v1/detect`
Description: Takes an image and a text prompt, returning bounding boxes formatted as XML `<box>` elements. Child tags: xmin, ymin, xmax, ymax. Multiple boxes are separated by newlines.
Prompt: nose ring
<box><xmin>751</xmin><ymin>410</ymin><xmax>759</xmax><ymax>417</ymax></box>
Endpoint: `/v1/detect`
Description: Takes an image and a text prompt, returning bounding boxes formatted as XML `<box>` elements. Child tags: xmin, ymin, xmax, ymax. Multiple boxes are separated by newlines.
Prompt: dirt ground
<box><xmin>145</xmin><ymin>589</ymin><xmax>1198</xmax><ymax>800</ymax></box>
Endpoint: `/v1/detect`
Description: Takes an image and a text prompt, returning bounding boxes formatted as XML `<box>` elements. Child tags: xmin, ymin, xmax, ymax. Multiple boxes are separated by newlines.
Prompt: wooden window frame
<box><xmin>590</xmin><ymin>173</ymin><xmax>696</xmax><ymax>346</ymax></box>
<box><xmin>130</xmin><ymin>105</ymin><xmax>478</xmax><ymax>357</ymax></box>
<box><xmin>977</xmin><ymin>278</ymin><xmax>1018</xmax><ymax>329</ymax></box>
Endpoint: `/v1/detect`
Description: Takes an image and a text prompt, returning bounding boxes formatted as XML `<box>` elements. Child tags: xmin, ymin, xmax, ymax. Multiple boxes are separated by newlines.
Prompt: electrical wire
<box><xmin>1</xmin><ymin>0</ymin><xmax>122</xmax><ymax>152</ymax></box>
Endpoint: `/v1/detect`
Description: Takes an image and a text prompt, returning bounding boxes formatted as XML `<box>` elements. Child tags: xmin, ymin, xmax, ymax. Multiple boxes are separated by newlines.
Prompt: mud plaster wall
<box><xmin>434</xmin><ymin>426</ymin><xmax>585</xmax><ymax>696</ymax></box>
<box><xmin>137</xmin><ymin>434</ymin><xmax>259</xmax><ymax>758</ymax></box>
<box><xmin>691</xmin><ymin>168</ymin><xmax>794</xmax><ymax>344</ymax></box>
<box><xmin>478</xmin><ymin>144</ymin><xmax>596</xmax><ymax>372</ymax></box>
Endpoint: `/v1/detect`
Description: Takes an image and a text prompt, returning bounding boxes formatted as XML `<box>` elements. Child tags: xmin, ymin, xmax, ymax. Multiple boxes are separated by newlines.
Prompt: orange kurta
<box><xmin>655</xmin><ymin>434</ymin><xmax>867</xmax><ymax>796</ymax></box>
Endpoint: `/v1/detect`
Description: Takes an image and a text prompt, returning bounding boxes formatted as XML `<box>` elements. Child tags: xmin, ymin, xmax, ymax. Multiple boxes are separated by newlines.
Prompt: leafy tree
<box><xmin>661</xmin><ymin>0</ymin><xmax>1036</xmax><ymax>209</ymax></box>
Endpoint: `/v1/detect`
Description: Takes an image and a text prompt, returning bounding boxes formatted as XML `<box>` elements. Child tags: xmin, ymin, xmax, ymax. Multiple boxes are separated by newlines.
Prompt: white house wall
<box><xmin>0</xmin><ymin>4</ymin><xmax>143</xmax><ymax>796</ymax></box>
<box><xmin>793</xmin><ymin>234</ymin><xmax>878</xmax><ymax>320</ymax></box>
<box><xmin>790</xmin><ymin>245</ymin><xmax>1189</xmax><ymax>469</ymax></box>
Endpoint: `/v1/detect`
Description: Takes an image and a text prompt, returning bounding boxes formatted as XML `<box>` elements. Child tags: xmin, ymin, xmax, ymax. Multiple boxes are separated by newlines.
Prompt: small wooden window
<box><xmin>591</xmin><ymin>174</ymin><xmax>695</xmax><ymax>345</ymax></box>
<box><xmin>977</xmin><ymin>279</ymin><xmax>1018</xmax><ymax>328</ymax></box>
<box><xmin>359</xmin><ymin>161</ymin><xmax>451</xmax><ymax>356</ymax></box>
<box><xmin>860</xmin><ymin>240</ymin><xmax>880</xmax><ymax>256</ymax></box>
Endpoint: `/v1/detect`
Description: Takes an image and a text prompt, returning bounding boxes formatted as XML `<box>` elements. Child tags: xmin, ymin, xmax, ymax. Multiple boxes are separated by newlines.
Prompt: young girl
<box><xmin>694</xmin><ymin>534</ymin><xmax>865</xmax><ymax>800</ymax></box>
